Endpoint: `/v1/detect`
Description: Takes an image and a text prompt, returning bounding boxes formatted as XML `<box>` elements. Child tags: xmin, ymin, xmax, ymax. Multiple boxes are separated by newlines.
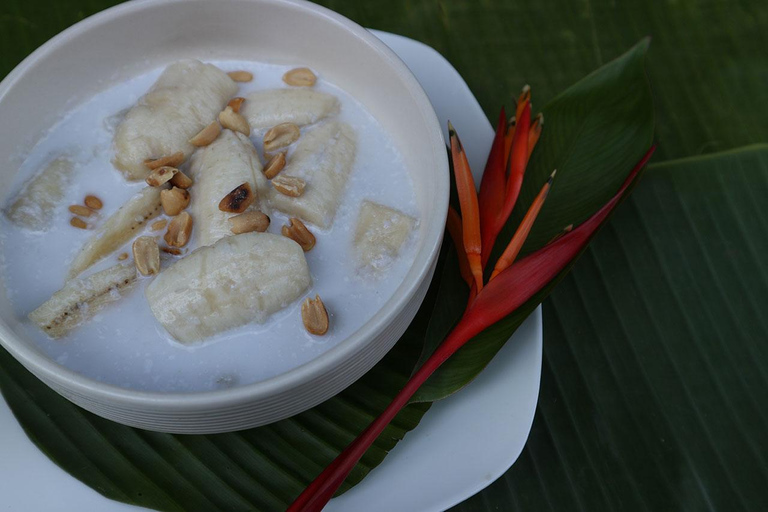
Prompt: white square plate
<box><xmin>0</xmin><ymin>30</ymin><xmax>542</xmax><ymax>512</ymax></box>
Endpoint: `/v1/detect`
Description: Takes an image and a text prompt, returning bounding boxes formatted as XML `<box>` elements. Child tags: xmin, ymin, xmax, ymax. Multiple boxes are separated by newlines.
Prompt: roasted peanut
<box><xmin>68</xmin><ymin>205</ymin><xmax>94</xmax><ymax>217</ymax></box>
<box><xmin>144</xmin><ymin>152</ymin><xmax>184</xmax><ymax>170</ymax></box>
<box><xmin>263</xmin><ymin>152</ymin><xmax>286</xmax><ymax>179</ymax></box>
<box><xmin>281</xmin><ymin>217</ymin><xmax>315</xmax><ymax>251</ymax></box>
<box><xmin>229</xmin><ymin>211</ymin><xmax>270</xmax><ymax>234</ymax></box>
<box><xmin>84</xmin><ymin>195</ymin><xmax>103</xmax><ymax>210</ymax></box>
<box><xmin>283</xmin><ymin>67</ymin><xmax>317</xmax><ymax>87</ymax></box>
<box><xmin>160</xmin><ymin>187</ymin><xmax>190</xmax><ymax>216</ymax></box>
<box><xmin>132</xmin><ymin>236</ymin><xmax>160</xmax><ymax>276</ymax></box>
<box><xmin>70</xmin><ymin>217</ymin><xmax>88</xmax><ymax>229</ymax></box>
<box><xmin>219</xmin><ymin>106</ymin><xmax>251</xmax><ymax>136</ymax></box>
<box><xmin>170</xmin><ymin>170</ymin><xmax>193</xmax><ymax>189</ymax></box>
<box><xmin>227</xmin><ymin>70</ymin><xmax>253</xmax><ymax>82</ymax></box>
<box><xmin>227</xmin><ymin>97</ymin><xmax>245</xmax><ymax>113</ymax></box>
<box><xmin>301</xmin><ymin>295</ymin><xmax>329</xmax><ymax>335</ymax></box>
<box><xmin>164</xmin><ymin>212</ymin><xmax>193</xmax><ymax>248</ymax></box>
<box><xmin>161</xmin><ymin>247</ymin><xmax>182</xmax><ymax>256</ymax></box>
<box><xmin>218</xmin><ymin>182</ymin><xmax>255</xmax><ymax>213</ymax></box>
<box><xmin>272</xmin><ymin>175</ymin><xmax>305</xmax><ymax>197</ymax></box>
<box><xmin>145</xmin><ymin>166</ymin><xmax>178</xmax><ymax>187</ymax></box>
<box><xmin>263</xmin><ymin>123</ymin><xmax>300</xmax><ymax>152</ymax></box>
<box><xmin>189</xmin><ymin>121</ymin><xmax>221</xmax><ymax>146</ymax></box>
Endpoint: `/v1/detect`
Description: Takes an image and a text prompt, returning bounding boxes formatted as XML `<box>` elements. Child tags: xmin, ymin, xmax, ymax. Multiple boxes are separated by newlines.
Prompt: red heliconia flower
<box><xmin>288</xmin><ymin>87</ymin><xmax>656</xmax><ymax>511</ymax></box>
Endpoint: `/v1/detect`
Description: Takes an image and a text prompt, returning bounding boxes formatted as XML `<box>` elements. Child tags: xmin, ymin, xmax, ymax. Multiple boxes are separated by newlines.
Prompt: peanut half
<box><xmin>227</xmin><ymin>70</ymin><xmax>253</xmax><ymax>82</ymax></box>
<box><xmin>227</xmin><ymin>97</ymin><xmax>245</xmax><ymax>113</ymax></box>
<box><xmin>84</xmin><ymin>195</ymin><xmax>103</xmax><ymax>210</ymax></box>
<box><xmin>283</xmin><ymin>67</ymin><xmax>317</xmax><ymax>87</ymax></box>
<box><xmin>161</xmin><ymin>187</ymin><xmax>191</xmax><ymax>216</ymax></box>
<box><xmin>219</xmin><ymin>182</ymin><xmax>255</xmax><ymax>213</ymax></box>
<box><xmin>68</xmin><ymin>205</ymin><xmax>94</xmax><ymax>217</ymax></box>
<box><xmin>190</xmin><ymin>121</ymin><xmax>221</xmax><ymax>147</ymax></box>
<box><xmin>281</xmin><ymin>217</ymin><xmax>315</xmax><ymax>251</ymax></box>
<box><xmin>146</xmin><ymin>166</ymin><xmax>178</xmax><ymax>187</ymax></box>
<box><xmin>301</xmin><ymin>295</ymin><xmax>329</xmax><ymax>335</ymax></box>
<box><xmin>70</xmin><ymin>217</ymin><xmax>88</xmax><ymax>229</ymax></box>
<box><xmin>170</xmin><ymin>170</ymin><xmax>193</xmax><ymax>189</ymax></box>
<box><xmin>164</xmin><ymin>212</ymin><xmax>193</xmax><ymax>248</ymax></box>
<box><xmin>263</xmin><ymin>123</ymin><xmax>300</xmax><ymax>152</ymax></box>
<box><xmin>229</xmin><ymin>211</ymin><xmax>270</xmax><ymax>234</ymax></box>
<box><xmin>161</xmin><ymin>247</ymin><xmax>182</xmax><ymax>256</ymax></box>
<box><xmin>263</xmin><ymin>152</ymin><xmax>286</xmax><ymax>179</ymax></box>
<box><xmin>144</xmin><ymin>152</ymin><xmax>184</xmax><ymax>170</ymax></box>
<box><xmin>272</xmin><ymin>175</ymin><xmax>305</xmax><ymax>197</ymax></box>
<box><xmin>132</xmin><ymin>236</ymin><xmax>160</xmax><ymax>276</ymax></box>
<box><xmin>219</xmin><ymin>106</ymin><xmax>251</xmax><ymax>136</ymax></box>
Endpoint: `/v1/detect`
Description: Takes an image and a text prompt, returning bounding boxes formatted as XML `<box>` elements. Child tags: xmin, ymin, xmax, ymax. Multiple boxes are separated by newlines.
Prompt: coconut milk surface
<box><xmin>0</xmin><ymin>60</ymin><xmax>418</xmax><ymax>392</ymax></box>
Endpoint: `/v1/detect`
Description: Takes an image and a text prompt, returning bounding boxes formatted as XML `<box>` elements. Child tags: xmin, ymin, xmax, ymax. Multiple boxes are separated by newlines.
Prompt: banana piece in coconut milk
<box><xmin>145</xmin><ymin>232</ymin><xmax>311</xmax><ymax>344</ymax></box>
<box><xmin>113</xmin><ymin>60</ymin><xmax>237</xmax><ymax>180</ymax></box>
<box><xmin>353</xmin><ymin>200</ymin><xmax>417</xmax><ymax>272</ymax></box>
<box><xmin>188</xmin><ymin>130</ymin><xmax>270</xmax><ymax>247</ymax></box>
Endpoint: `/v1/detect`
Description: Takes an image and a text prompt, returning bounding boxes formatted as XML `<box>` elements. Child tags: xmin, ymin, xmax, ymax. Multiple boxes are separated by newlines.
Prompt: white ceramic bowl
<box><xmin>0</xmin><ymin>0</ymin><xmax>448</xmax><ymax>433</ymax></box>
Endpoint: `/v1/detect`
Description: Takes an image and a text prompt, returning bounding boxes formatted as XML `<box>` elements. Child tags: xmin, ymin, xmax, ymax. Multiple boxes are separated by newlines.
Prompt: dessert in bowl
<box><xmin>0</xmin><ymin>0</ymin><xmax>448</xmax><ymax>433</ymax></box>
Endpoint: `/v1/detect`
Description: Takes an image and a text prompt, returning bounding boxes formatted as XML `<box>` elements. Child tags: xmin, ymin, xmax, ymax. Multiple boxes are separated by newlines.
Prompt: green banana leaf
<box><xmin>314</xmin><ymin>0</ymin><xmax>768</xmax><ymax>162</ymax></box>
<box><xmin>452</xmin><ymin>145</ymin><xmax>768</xmax><ymax>511</ymax></box>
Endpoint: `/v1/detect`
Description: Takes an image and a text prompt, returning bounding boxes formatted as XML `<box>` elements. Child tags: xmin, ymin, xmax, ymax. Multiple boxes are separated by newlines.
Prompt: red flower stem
<box><xmin>286</xmin><ymin>317</ymin><xmax>483</xmax><ymax>512</ymax></box>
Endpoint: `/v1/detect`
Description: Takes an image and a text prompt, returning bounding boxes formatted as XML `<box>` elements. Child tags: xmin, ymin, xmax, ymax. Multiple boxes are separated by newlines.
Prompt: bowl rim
<box><xmin>0</xmin><ymin>0</ymin><xmax>448</xmax><ymax>409</ymax></box>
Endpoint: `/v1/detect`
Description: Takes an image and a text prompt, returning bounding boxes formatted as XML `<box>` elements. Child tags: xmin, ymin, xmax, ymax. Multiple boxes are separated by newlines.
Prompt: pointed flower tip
<box><xmin>519</xmin><ymin>84</ymin><xmax>532</xmax><ymax>106</ymax></box>
<box><xmin>448</xmin><ymin>121</ymin><xmax>464</xmax><ymax>152</ymax></box>
<box><xmin>549</xmin><ymin>169</ymin><xmax>557</xmax><ymax>181</ymax></box>
<box><xmin>535</xmin><ymin>113</ymin><xmax>544</xmax><ymax>126</ymax></box>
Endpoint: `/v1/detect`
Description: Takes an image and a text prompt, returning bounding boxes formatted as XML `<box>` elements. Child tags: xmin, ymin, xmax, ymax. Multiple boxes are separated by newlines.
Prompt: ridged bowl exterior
<box><xmin>0</xmin><ymin>0</ymin><xmax>448</xmax><ymax>433</ymax></box>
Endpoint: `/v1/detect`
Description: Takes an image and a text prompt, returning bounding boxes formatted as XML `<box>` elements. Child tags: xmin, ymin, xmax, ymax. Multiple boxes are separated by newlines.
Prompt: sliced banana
<box><xmin>354</xmin><ymin>200</ymin><xmax>417</xmax><ymax>271</ymax></box>
<box><xmin>241</xmin><ymin>89</ymin><xmax>339</xmax><ymax>130</ymax></box>
<box><xmin>29</xmin><ymin>263</ymin><xmax>138</xmax><ymax>338</ymax></box>
<box><xmin>6</xmin><ymin>155</ymin><xmax>74</xmax><ymax>231</ymax></box>
<box><xmin>113</xmin><ymin>60</ymin><xmax>238</xmax><ymax>180</ymax></box>
<box><xmin>268</xmin><ymin>121</ymin><xmax>356</xmax><ymax>228</ymax></box>
<box><xmin>188</xmin><ymin>130</ymin><xmax>269</xmax><ymax>247</ymax></box>
<box><xmin>68</xmin><ymin>186</ymin><xmax>163</xmax><ymax>279</ymax></box>
<box><xmin>145</xmin><ymin>232</ymin><xmax>311</xmax><ymax>344</ymax></box>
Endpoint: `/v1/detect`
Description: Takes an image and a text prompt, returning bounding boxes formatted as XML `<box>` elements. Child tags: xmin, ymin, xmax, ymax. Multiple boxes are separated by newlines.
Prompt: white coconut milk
<box><xmin>0</xmin><ymin>60</ymin><xmax>418</xmax><ymax>392</ymax></box>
